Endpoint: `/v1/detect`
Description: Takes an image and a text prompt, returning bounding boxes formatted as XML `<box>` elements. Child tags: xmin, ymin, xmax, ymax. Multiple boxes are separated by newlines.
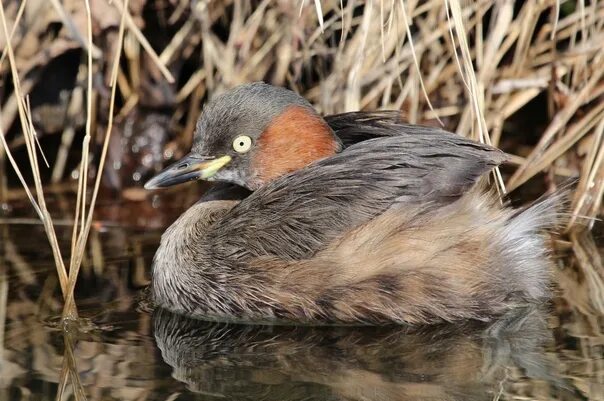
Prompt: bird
<box><xmin>144</xmin><ymin>81</ymin><xmax>560</xmax><ymax>325</ymax></box>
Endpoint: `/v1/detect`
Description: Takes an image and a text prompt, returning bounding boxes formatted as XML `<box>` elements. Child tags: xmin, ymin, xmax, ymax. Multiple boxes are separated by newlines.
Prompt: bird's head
<box><xmin>145</xmin><ymin>82</ymin><xmax>341</xmax><ymax>191</ymax></box>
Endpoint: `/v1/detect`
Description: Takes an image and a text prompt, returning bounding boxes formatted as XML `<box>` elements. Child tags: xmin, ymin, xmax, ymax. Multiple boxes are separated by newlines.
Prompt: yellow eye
<box><xmin>232</xmin><ymin>135</ymin><xmax>252</xmax><ymax>153</ymax></box>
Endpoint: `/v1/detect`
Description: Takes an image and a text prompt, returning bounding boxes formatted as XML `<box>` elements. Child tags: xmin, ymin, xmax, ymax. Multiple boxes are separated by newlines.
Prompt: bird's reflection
<box><xmin>153</xmin><ymin>307</ymin><xmax>560</xmax><ymax>401</ymax></box>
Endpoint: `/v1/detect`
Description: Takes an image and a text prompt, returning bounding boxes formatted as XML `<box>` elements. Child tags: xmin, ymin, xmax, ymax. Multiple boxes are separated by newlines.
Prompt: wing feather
<box><xmin>209</xmin><ymin>125</ymin><xmax>507</xmax><ymax>261</ymax></box>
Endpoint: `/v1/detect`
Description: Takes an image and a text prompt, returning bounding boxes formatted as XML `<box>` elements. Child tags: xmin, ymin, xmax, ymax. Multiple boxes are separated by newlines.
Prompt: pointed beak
<box><xmin>144</xmin><ymin>154</ymin><xmax>232</xmax><ymax>190</ymax></box>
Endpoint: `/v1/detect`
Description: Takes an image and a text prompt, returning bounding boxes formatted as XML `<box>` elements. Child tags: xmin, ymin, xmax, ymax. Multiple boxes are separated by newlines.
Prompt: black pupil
<box><xmin>240</xmin><ymin>142</ymin><xmax>245</xmax><ymax>147</ymax></box>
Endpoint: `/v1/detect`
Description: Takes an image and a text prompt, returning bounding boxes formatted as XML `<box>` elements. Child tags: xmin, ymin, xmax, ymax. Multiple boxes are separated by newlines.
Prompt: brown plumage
<box><xmin>145</xmin><ymin>82</ymin><xmax>560</xmax><ymax>325</ymax></box>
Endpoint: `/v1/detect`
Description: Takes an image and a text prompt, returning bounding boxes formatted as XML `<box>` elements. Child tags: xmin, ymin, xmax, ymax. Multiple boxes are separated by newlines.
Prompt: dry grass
<box><xmin>0</xmin><ymin>0</ymin><xmax>130</xmax><ymax>309</ymax></box>
<box><xmin>0</xmin><ymin>0</ymin><xmax>68</xmax><ymax>297</ymax></box>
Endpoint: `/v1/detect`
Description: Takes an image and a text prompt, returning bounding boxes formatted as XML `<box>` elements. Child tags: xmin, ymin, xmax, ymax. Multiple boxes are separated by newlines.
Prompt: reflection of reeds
<box><xmin>0</xmin><ymin>217</ymin><xmax>163</xmax><ymax>400</ymax></box>
<box><xmin>57</xmin><ymin>324</ymin><xmax>87</xmax><ymax>401</ymax></box>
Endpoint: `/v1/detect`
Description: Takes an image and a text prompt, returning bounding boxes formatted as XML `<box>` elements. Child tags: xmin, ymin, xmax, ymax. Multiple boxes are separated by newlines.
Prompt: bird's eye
<box><xmin>232</xmin><ymin>135</ymin><xmax>252</xmax><ymax>153</ymax></box>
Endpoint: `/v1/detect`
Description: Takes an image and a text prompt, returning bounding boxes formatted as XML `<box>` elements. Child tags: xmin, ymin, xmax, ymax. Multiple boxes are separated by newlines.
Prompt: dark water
<box><xmin>0</xmin><ymin>192</ymin><xmax>603</xmax><ymax>401</ymax></box>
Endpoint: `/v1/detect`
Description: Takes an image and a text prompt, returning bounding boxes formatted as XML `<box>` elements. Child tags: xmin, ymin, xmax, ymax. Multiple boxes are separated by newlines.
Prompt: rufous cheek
<box><xmin>252</xmin><ymin>106</ymin><xmax>340</xmax><ymax>186</ymax></box>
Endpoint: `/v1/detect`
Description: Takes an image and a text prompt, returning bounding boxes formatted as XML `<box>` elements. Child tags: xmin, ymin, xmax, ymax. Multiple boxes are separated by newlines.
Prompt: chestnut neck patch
<box><xmin>252</xmin><ymin>106</ymin><xmax>340</xmax><ymax>188</ymax></box>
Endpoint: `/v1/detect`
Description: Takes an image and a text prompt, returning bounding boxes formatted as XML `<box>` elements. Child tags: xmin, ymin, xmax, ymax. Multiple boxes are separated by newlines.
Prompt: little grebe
<box><xmin>145</xmin><ymin>82</ymin><xmax>558</xmax><ymax>325</ymax></box>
